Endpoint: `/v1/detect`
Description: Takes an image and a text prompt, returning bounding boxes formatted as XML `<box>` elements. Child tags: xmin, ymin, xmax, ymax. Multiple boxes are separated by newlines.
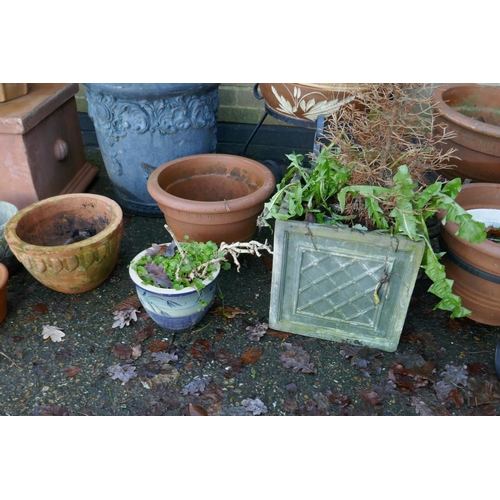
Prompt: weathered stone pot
<box><xmin>437</xmin><ymin>182</ymin><xmax>500</xmax><ymax>325</ymax></box>
<box><xmin>4</xmin><ymin>193</ymin><xmax>123</xmax><ymax>294</ymax></box>
<box><xmin>0</xmin><ymin>200</ymin><xmax>22</xmax><ymax>274</ymax></box>
<box><xmin>0</xmin><ymin>262</ymin><xmax>8</xmax><ymax>323</ymax></box>
<box><xmin>432</xmin><ymin>84</ymin><xmax>500</xmax><ymax>183</ymax></box>
<box><xmin>84</xmin><ymin>83</ymin><xmax>220</xmax><ymax>216</ymax></box>
<box><xmin>147</xmin><ymin>154</ymin><xmax>276</xmax><ymax>245</ymax></box>
<box><xmin>129</xmin><ymin>247</ymin><xmax>220</xmax><ymax>331</ymax></box>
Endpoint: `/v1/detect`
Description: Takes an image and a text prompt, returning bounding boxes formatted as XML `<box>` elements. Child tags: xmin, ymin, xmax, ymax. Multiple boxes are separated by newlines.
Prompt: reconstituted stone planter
<box><xmin>147</xmin><ymin>154</ymin><xmax>276</xmax><ymax>245</ymax></box>
<box><xmin>4</xmin><ymin>193</ymin><xmax>124</xmax><ymax>294</ymax></box>
<box><xmin>432</xmin><ymin>83</ymin><xmax>500</xmax><ymax>183</ymax></box>
<box><xmin>84</xmin><ymin>83</ymin><xmax>220</xmax><ymax>216</ymax></box>
<box><xmin>269</xmin><ymin>220</ymin><xmax>425</xmax><ymax>352</ymax></box>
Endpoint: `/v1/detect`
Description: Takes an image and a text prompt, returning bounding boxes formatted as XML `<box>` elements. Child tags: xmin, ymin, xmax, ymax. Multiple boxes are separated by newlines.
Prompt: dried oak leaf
<box><xmin>339</xmin><ymin>344</ymin><xmax>383</xmax><ymax>377</ymax></box>
<box><xmin>267</xmin><ymin>329</ymin><xmax>292</xmax><ymax>340</ymax></box>
<box><xmin>388</xmin><ymin>361</ymin><xmax>436</xmax><ymax>392</ymax></box>
<box><xmin>409</xmin><ymin>396</ymin><xmax>435</xmax><ymax>416</ymax></box>
<box><xmin>241</xmin><ymin>398</ymin><xmax>268</xmax><ymax>415</ymax></box>
<box><xmin>42</xmin><ymin>325</ymin><xmax>66</xmax><ymax>342</ymax></box>
<box><xmin>246</xmin><ymin>322</ymin><xmax>268</xmax><ymax>341</ymax></box>
<box><xmin>357</xmin><ymin>390</ymin><xmax>383</xmax><ymax>405</ymax></box>
<box><xmin>146</xmin><ymin>340</ymin><xmax>169</xmax><ymax>352</ymax></box>
<box><xmin>63</xmin><ymin>366</ymin><xmax>82</xmax><ymax>378</ymax></box>
<box><xmin>31</xmin><ymin>303</ymin><xmax>49</xmax><ymax>315</ymax></box>
<box><xmin>188</xmin><ymin>403</ymin><xmax>209</xmax><ymax>416</ymax></box>
<box><xmin>39</xmin><ymin>404</ymin><xmax>72</xmax><ymax>416</ymax></box>
<box><xmin>114</xmin><ymin>295</ymin><xmax>142</xmax><ymax>312</ymax></box>
<box><xmin>190</xmin><ymin>339</ymin><xmax>212</xmax><ymax>360</ymax></box>
<box><xmin>132</xmin><ymin>324</ymin><xmax>157</xmax><ymax>343</ymax></box>
<box><xmin>112</xmin><ymin>309</ymin><xmax>139</xmax><ymax>329</ymax></box>
<box><xmin>113</xmin><ymin>342</ymin><xmax>134</xmax><ymax>360</ymax></box>
<box><xmin>151</xmin><ymin>351</ymin><xmax>178</xmax><ymax>365</ymax></box>
<box><xmin>326</xmin><ymin>389</ymin><xmax>351</xmax><ymax>408</ymax></box>
<box><xmin>279</xmin><ymin>343</ymin><xmax>317</xmax><ymax>374</ymax></box>
<box><xmin>106</xmin><ymin>364</ymin><xmax>137</xmax><ymax>383</ymax></box>
<box><xmin>181</xmin><ymin>376</ymin><xmax>212</xmax><ymax>396</ymax></box>
<box><xmin>241</xmin><ymin>346</ymin><xmax>263</xmax><ymax>364</ymax></box>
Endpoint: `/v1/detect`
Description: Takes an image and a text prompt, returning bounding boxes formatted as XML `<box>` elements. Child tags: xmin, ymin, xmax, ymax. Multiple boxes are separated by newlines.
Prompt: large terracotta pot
<box><xmin>432</xmin><ymin>84</ymin><xmax>500</xmax><ymax>182</ymax></box>
<box><xmin>259</xmin><ymin>83</ymin><xmax>369</xmax><ymax>122</ymax></box>
<box><xmin>0</xmin><ymin>262</ymin><xmax>7</xmax><ymax>323</ymax></box>
<box><xmin>437</xmin><ymin>182</ymin><xmax>500</xmax><ymax>325</ymax></box>
<box><xmin>4</xmin><ymin>193</ymin><xmax>123</xmax><ymax>294</ymax></box>
<box><xmin>147</xmin><ymin>154</ymin><xmax>276</xmax><ymax>245</ymax></box>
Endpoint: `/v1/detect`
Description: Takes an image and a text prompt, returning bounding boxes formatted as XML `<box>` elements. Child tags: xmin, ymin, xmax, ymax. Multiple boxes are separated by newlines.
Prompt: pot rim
<box><xmin>147</xmin><ymin>154</ymin><xmax>276</xmax><ymax>214</ymax></box>
<box><xmin>432</xmin><ymin>83</ymin><xmax>500</xmax><ymax>138</ymax></box>
<box><xmin>129</xmin><ymin>245</ymin><xmax>221</xmax><ymax>295</ymax></box>
<box><xmin>3</xmin><ymin>193</ymin><xmax>123</xmax><ymax>254</ymax></box>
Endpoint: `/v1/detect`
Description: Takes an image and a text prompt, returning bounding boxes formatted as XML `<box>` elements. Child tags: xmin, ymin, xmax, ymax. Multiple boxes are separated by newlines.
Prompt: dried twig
<box><xmin>0</xmin><ymin>351</ymin><xmax>22</xmax><ymax>370</ymax></box>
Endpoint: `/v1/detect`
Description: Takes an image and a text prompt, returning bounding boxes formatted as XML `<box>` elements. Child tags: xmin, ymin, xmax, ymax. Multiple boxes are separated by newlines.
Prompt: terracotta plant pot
<box><xmin>437</xmin><ymin>183</ymin><xmax>500</xmax><ymax>325</ymax></box>
<box><xmin>0</xmin><ymin>262</ymin><xmax>8</xmax><ymax>323</ymax></box>
<box><xmin>259</xmin><ymin>83</ymin><xmax>369</xmax><ymax>122</ymax></box>
<box><xmin>4</xmin><ymin>193</ymin><xmax>124</xmax><ymax>294</ymax></box>
<box><xmin>147</xmin><ymin>154</ymin><xmax>276</xmax><ymax>245</ymax></box>
<box><xmin>129</xmin><ymin>247</ymin><xmax>220</xmax><ymax>330</ymax></box>
<box><xmin>432</xmin><ymin>84</ymin><xmax>500</xmax><ymax>183</ymax></box>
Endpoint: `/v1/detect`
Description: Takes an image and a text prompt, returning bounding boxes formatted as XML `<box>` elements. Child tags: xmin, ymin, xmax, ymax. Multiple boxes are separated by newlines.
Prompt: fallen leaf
<box><xmin>241</xmin><ymin>398</ymin><xmax>268</xmax><ymax>415</ymax></box>
<box><xmin>31</xmin><ymin>303</ymin><xmax>49</xmax><ymax>315</ymax></box>
<box><xmin>42</xmin><ymin>325</ymin><xmax>65</xmax><ymax>343</ymax></box>
<box><xmin>112</xmin><ymin>342</ymin><xmax>133</xmax><ymax>360</ymax></box>
<box><xmin>210</xmin><ymin>305</ymin><xmax>248</xmax><ymax>319</ymax></box>
<box><xmin>279</xmin><ymin>343</ymin><xmax>317</xmax><ymax>374</ymax></box>
<box><xmin>146</xmin><ymin>340</ymin><xmax>169</xmax><ymax>352</ymax></box>
<box><xmin>39</xmin><ymin>404</ymin><xmax>71</xmax><ymax>416</ymax></box>
<box><xmin>132</xmin><ymin>324</ymin><xmax>156</xmax><ymax>343</ymax></box>
<box><xmin>63</xmin><ymin>366</ymin><xmax>81</xmax><ymax>378</ymax></box>
<box><xmin>241</xmin><ymin>346</ymin><xmax>263</xmax><ymax>364</ymax></box>
<box><xmin>246</xmin><ymin>322</ymin><xmax>268</xmax><ymax>341</ymax></box>
<box><xmin>182</xmin><ymin>376</ymin><xmax>212</xmax><ymax>396</ymax></box>
<box><xmin>215</xmin><ymin>348</ymin><xmax>245</xmax><ymax>378</ymax></box>
<box><xmin>112</xmin><ymin>309</ymin><xmax>139</xmax><ymax>329</ymax></box>
<box><xmin>151</xmin><ymin>351</ymin><xmax>178</xmax><ymax>365</ymax></box>
<box><xmin>114</xmin><ymin>294</ymin><xmax>142</xmax><ymax>312</ymax></box>
<box><xmin>106</xmin><ymin>364</ymin><xmax>137</xmax><ymax>383</ymax></box>
<box><xmin>357</xmin><ymin>390</ymin><xmax>382</xmax><ymax>405</ymax></box>
<box><xmin>188</xmin><ymin>403</ymin><xmax>209</xmax><ymax>416</ymax></box>
<box><xmin>190</xmin><ymin>339</ymin><xmax>212</xmax><ymax>360</ymax></box>
<box><xmin>267</xmin><ymin>329</ymin><xmax>292</xmax><ymax>339</ymax></box>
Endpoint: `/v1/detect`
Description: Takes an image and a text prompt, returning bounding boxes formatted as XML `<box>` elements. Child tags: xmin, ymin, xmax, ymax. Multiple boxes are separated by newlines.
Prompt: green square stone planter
<box><xmin>269</xmin><ymin>220</ymin><xmax>425</xmax><ymax>352</ymax></box>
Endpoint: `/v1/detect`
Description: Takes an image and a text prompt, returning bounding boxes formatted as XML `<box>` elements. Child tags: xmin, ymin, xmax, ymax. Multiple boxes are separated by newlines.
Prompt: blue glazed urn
<box><xmin>84</xmin><ymin>83</ymin><xmax>220</xmax><ymax>216</ymax></box>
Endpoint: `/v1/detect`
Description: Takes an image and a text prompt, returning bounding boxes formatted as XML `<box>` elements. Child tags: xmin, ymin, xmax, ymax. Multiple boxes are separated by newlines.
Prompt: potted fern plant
<box><xmin>258</xmin><ymin>83</ymin><xmax>487</xmax><ymax>352</ymax></box>
<box><xmin>129</xmin><ymin>224</ymin><xmax>272</xmax><ymax>330</ymax></box>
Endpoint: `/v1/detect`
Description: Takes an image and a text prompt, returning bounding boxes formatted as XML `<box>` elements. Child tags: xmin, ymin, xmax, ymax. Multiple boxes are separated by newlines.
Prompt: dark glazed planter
<box><xmin>432</xmin><ymin>84</ymin><xmax>500</xmax><ymax>183</ymax></box>
<box><xmin>4</xmin><ymin>194</ymin><xmax>124</xmax><ymax>294</ymax></box>
<box><xmin>437</xmin><ymin>183</ymin><xmax>500</xmax><ymax>325</ymax></box>
<box><xmin>147</xmin><ymin>154</ymin><xmax>276</xmax><ymax>245</ymax></box>
<box><xmin>84</xmin><ymin>83</ymin><xmax>220</xmax><ymax>216</ymax></box>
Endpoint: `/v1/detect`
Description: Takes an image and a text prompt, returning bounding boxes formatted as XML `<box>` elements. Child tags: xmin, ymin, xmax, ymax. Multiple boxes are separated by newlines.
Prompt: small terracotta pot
<box><xmin>432</xmin><ymin>84</ymin><xmax>500</xmax><ymax>183</ymax></box>
<box><xmin>147</xmin><ymin>154</ymin><xmax>276</xmax><ymax>245</ymax></box>
<box><xmin>4</xmin><ymin>193</ymin><xmax>123</xmax><ymax>294</ymax></box>
<box><xmin>437</xmin><ymin>183</ymin><xmax>500</xmax><ymax>325</ymax></box>
<box><xmin>0</xmin><ymin>262</ymin><xmax>8</xmax><ymax>323</ymax></box>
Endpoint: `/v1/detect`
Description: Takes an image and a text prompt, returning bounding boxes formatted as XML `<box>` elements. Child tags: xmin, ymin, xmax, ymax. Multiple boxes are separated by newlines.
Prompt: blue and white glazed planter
<box><xmin>129</xmin><ymin>247</ymin><xmax>220</xmax><ymax>331</ymax></box>
<box><xmin>84</xmin><ymin>83</ymin><xmax>220</xmax><ymax>216</ymax></box>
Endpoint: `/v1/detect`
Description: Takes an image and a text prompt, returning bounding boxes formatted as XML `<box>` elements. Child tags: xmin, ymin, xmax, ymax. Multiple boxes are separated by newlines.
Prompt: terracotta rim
<box><xmin>4</xmin><ymin>193</ymin><xmax>123</xmax><ymax>256</ymax></box>
<box><xmin>433</xmin><ymin>84</ymin><xmax>500</xmax><ymax>139</ymax></box>
<box><xmin>147</xmin><ymin>154</ymin><xmax>276</xmax><ymax>214</ymax></box>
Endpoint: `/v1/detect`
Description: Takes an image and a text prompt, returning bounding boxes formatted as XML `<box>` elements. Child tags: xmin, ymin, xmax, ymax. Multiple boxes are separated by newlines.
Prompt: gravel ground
<box><xmin>1</xmin><ymin>146</ymin><xmax>500</xmax><ymax>417</ymax></box>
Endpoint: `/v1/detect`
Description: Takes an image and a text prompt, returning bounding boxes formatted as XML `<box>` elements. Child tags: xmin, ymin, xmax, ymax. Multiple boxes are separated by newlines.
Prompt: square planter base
<box><xmin>0</xmin><ymin>83</ymin><xmax>98</xmax><ymax>210</ymax></box>
<box><xmin>269</xmin><ymin>220</ymin><xmax>425</xmax><ymax>352</ymax></box>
